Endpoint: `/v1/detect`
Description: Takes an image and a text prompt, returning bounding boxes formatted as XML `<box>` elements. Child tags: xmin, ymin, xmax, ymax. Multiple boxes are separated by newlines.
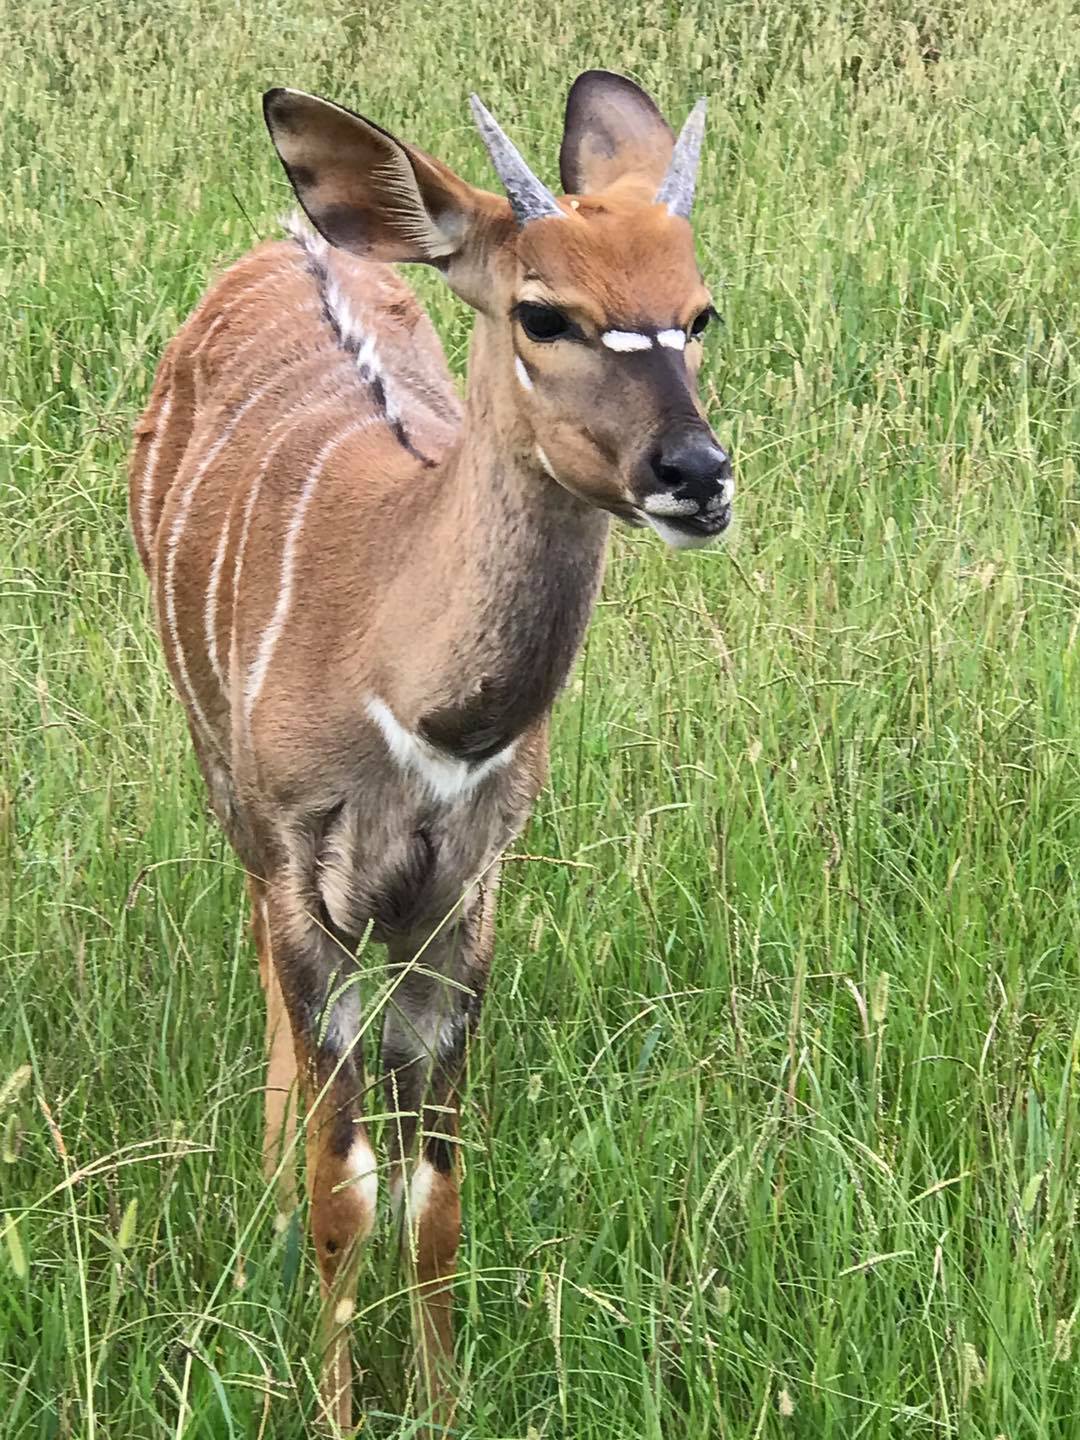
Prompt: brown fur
<box><xmin>130</xmin><ymin>72</ymin><xmax>731</xmax><ymax>1429</ymax></box>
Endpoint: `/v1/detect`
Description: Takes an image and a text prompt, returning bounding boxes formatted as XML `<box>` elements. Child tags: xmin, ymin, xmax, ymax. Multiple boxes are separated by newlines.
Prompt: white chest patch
<box><xmin>535</xmin><ymin>444</ymin><xmax>559</xmax><ymax>480</ymax></box>
<box><xmin>365</xmin><ymin>695</ymin><xmax>516</xmax><ymax>804</ymax></box>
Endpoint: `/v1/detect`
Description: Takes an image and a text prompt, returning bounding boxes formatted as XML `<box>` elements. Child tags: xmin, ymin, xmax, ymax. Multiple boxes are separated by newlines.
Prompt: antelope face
<box><xmin>509</xmin><ymin>191</ymin><xmax>732</xmax><ymax>548</ymax></box>
<box><xmin>264</xmin><ymin>69</ymin><xmax>732</xmax><ymax>547</ymax></box>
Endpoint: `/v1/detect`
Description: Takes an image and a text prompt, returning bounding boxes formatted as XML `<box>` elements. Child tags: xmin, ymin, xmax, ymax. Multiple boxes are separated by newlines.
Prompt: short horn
<box><xmin>469</xmin><ymin>93</ymin><xmax>563</xmax><ymax>227</ymax></box>
<box><xmin>655</xmin><ymin>97</ymin><xmax>707</xmax><ymax>218</ymax></box>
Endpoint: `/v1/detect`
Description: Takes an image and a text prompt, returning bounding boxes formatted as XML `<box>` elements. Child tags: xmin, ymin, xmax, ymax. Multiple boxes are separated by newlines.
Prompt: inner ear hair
<box><xmin>559</xmin><ymin>70</ymin><xmax>675</xmax><ymax>195</ymax></box>
<box><xmin>264</xmin><ymin>88</ymin><xmax>475</xmax><ymax>266</ymax></box>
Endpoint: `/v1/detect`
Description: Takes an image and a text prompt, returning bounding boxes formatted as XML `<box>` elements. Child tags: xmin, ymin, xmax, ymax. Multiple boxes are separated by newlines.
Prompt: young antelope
<box><xmin>129</xmin><ymin>68</ymin><xmax>732</xmax><ymax>1429</ymax></box>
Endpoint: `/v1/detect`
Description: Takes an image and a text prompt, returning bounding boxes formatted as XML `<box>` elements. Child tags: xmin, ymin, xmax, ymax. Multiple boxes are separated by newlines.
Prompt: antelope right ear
<box><xmin>263</xmin><ymin>88</ymin><xmax>508</xmax><ymax>307</ymax></box>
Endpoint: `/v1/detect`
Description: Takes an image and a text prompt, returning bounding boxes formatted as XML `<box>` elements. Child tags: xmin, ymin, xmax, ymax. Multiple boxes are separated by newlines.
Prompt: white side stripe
<box><xmin>204</xmin><ymin>506</ymin><xmax>233</xmax><ymax>691</ymax></box>
<box><xmin>657</xmin><ymin>329</ymin><xmax>686</xmax><ymax>351</ymax></box>
<box><xmin>230</xmin><ymin>381</ymin><xmax>342</xmax><ymax>618</ymax></box>
<box><xmin>138</xmin><ymin>392</ymin><xmax>173</xmax><ymax>560</ymax></box>
<box><xmin>244</xmin><ymin>422</ymin><xmax>365</xmax><ymax>727</ymax></box>
<box><xmin>163</xmin><ymin>373</ymin><xmax>280</xmax><ymax>748</ymax></box>
<box><xmin>214</xmin><ymin>375</ymin><xmax>347</xmax><ymax>700</ymax></box>
<box><xmin>601</xmin><ymin>330</ymin><xmax>653</xmax><ymax>352</ymax></box>
<box><xmin>365</xmin><ymin>695</ymin><xmax>516</xmax><ymax>804</ymax></box>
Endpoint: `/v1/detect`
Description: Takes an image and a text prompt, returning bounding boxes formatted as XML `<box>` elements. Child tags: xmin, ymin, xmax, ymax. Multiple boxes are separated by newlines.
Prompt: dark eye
<box><xmin>690</xmin><ymin>307</ymin><xmax>716</xmax><ymax>338</ymax></box>
<box><xmin>517</xmin><ymin>303</ymin><xmax>573</xmax><ymax>343</ymax></box>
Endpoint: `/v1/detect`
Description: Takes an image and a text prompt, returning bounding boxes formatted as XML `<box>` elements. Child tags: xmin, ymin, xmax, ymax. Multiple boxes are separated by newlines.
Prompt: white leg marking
<box><xmin>344</xmin><ymin>1134</ymin><xmax>379</xmax><ymax>1239</ymax></box>
<box><xmin>656</xmin><ymin>328</ymin><xmax>686</xmax><ymax>351</ymax></box>
<box><xmin>244</xmin><ymin>422</ymin><xmax>367</xmax><ymax>727</ymax></box>
<box><xmin>407</xmin><ymin>1159</ymin><xmax>437</xmax><ymax>1226</ymax></box>
<box><xmin>395</xmin><ymin>1160</ymin><xmax>439</xmax><ymax>1265</ymax></box>
<box><xmin>601</xmin><ymin>330</ymin><xmax>653</xmax><ymax>352</ymax></box>
<box><xmin>643</xmin><ymin>492</ymin><xmax>700</xmax><ymax>517</ymax></box>
<box><xmin>535</xmin><ymin>445</ymin><xmax>558</xmax><ymax>481</ymax></box>
<box><xmin>365</xmin><ymin>695</ymin><xmax>516</xmax><ymax>804</ymax></box>
<box><xmin>514</xmin><ymin>356</ymin><xmax>533</xmax><ymax>391</ymax></box>
<box><xmin>163</xmin><ymin>372</ymin><xmax>280</xmax><ymax>748</ymax></box>
<box><xmin>137</xmin><ymin>392</ymin><xmax>173</xmax><ymax>561</ymax></box>
<box><xmin>389</xmin><ymin>1171</ymin><xmax>405</xmax><ymax>1221</ymax></box>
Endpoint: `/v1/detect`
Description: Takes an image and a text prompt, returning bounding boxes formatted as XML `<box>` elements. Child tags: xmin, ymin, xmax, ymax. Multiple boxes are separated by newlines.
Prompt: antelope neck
<box><xmin>397</xmin><ymin>320</ymin><xmax>610</xmax><ymax>765</ymax></box>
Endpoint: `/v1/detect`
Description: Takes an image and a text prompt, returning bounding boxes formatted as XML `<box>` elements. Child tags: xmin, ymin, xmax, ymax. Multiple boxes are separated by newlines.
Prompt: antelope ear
<box><xmin>559</xmin><ymin>70</ymin><xmax>675</xmax><ymax>194</ymax></box>
<box><xmin>263</xmin><ymin>88</ymin><xmax>507</xmax><ymax>306</ymax></box>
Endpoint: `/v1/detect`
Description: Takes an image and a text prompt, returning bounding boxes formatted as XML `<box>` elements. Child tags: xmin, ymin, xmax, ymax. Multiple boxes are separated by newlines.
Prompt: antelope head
<box><xmin>264</xmin><ymin>69</ymin><xmax>732</xmax><ymax>548</ymax></box>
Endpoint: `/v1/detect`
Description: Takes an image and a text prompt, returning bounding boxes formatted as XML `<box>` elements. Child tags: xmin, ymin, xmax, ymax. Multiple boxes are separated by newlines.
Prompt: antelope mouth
<box><xmin>647</xmin><ymin>507</ymin><xmax>732</xmax><ymax>549</ymax></box>
<box><xmin>632</xmin><ymin>486</ymin><xmax>733</xmax><ymax>548</ymax></box>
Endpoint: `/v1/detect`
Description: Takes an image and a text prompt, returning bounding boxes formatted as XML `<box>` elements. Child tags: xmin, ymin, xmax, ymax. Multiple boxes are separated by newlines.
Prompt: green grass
<box><xmin>3</xmin><ymin>0</ymin><xmax>1080</xmax><ymax>1434</ymax></box>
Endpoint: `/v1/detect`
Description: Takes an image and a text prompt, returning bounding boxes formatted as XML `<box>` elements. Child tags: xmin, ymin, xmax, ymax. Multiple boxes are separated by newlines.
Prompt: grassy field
<box><xmin>4</xmin><ymin>0</ymin><xmax>1080</xmax><ymax>1435</ymax></box>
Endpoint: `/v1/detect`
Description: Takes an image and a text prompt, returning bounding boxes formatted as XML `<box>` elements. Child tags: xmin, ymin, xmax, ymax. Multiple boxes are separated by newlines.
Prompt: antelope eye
<box><xmin>517</xmin><ymin>303</ymin><xmax>573</xmax><ymax>343</ymax></box>
<box><xmin>690</xmin><ymin>306</ymin><xmax>716</xmax><ymax>338</ymax></box>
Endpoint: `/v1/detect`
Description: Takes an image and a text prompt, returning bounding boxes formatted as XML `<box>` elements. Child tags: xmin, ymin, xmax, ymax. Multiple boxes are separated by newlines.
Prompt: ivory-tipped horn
<box><xmin>655</xmin><ymin>97</ymin><xmax>707</xmax><ymax>218</ymax></box>
<box><xmin>469</xmin><ymin>93</ymin><xmax>563</xmax><ymax>227</ymax></box>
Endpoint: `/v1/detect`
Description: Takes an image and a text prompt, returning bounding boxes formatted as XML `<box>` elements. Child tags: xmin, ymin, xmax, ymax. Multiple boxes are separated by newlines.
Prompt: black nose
<box><xmin>651</xmin><ymin>426</ymin><xmax>731</xmax><ymax>495</ymax></box>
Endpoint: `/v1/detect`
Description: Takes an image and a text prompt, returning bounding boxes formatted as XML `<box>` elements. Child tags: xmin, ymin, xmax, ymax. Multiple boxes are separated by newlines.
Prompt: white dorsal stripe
<box><xmin>283</xmin><ymin>213</ymin><xmax>406</xmax><ymax>428</ymax></box>
<box><xmin>601</xmin><ymin>330</ymin><xmax>653</xmax><ymax>352</ymax></box>
<box><xmin>657</xmin><ymin>329</ymin><xmax>686</xmax><ymax>351</ymax></box>
<box><xmin>365</xmin><ymin>695</ymin><xmax>516</xmax><ymax>805</ymax></box>
<box><xmin>244</xmin><ymin>421</ymin><xmax>366</xmax><ymax>727</ymax></box>
<box><xmin>138</xmin><ymin>392</ymin><xmax>173</xmax><ymax>560</ymax></box>
<box><xmin>515</xmin><ymin>355</ymin><xmax>533</xmax><ymax>391</ymax></box>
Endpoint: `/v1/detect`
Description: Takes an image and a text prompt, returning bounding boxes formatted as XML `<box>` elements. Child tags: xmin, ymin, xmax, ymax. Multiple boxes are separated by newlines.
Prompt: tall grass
<box><xmin>3</xmin><ymin>0</ymin><xmax>1079</xmax><ymax>1435</ymax></box>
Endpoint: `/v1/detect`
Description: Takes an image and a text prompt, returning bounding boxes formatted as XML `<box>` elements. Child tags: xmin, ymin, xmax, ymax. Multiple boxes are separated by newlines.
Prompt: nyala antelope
<box><xmin>130</xmin><ymin>70</ymin><xmax>732</xmax><ymax>1429</ymax></box>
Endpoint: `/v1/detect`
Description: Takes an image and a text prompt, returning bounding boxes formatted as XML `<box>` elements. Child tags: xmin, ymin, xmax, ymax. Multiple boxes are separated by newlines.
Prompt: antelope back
<box><xmin>128</xmin><ymin>230</ymin><xmax>460</xmax><ymax>783</ymax></box>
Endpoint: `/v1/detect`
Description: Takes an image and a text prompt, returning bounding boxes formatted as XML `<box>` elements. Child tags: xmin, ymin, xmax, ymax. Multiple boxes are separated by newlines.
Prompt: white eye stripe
<box><xmin>601</xmin><ymin>330</ymin><xmax>653</xmax><ymax>352</ymax></box>
<box><xmin>515</xmin><ymin>355</ymin><xmax>533</xmax><ymax>391</ymax></box>
<box><xmin>657</xmin><ymin>329</ymin><xmax>686</xmax><ymax>351</ymax></box>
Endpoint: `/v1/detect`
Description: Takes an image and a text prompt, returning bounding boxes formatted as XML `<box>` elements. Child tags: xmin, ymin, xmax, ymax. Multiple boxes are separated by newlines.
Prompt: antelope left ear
<box><xmin>559</xmin><ymin>70</ymin><xmax>675</xmax><ymax>194</ymax></box>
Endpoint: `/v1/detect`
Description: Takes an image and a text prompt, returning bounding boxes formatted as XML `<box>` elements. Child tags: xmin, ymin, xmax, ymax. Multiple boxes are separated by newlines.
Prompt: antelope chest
<box><xmin>316</xmin><ymin>698</ymin><xmax>540</xmax><ymax>941</ymax></box>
